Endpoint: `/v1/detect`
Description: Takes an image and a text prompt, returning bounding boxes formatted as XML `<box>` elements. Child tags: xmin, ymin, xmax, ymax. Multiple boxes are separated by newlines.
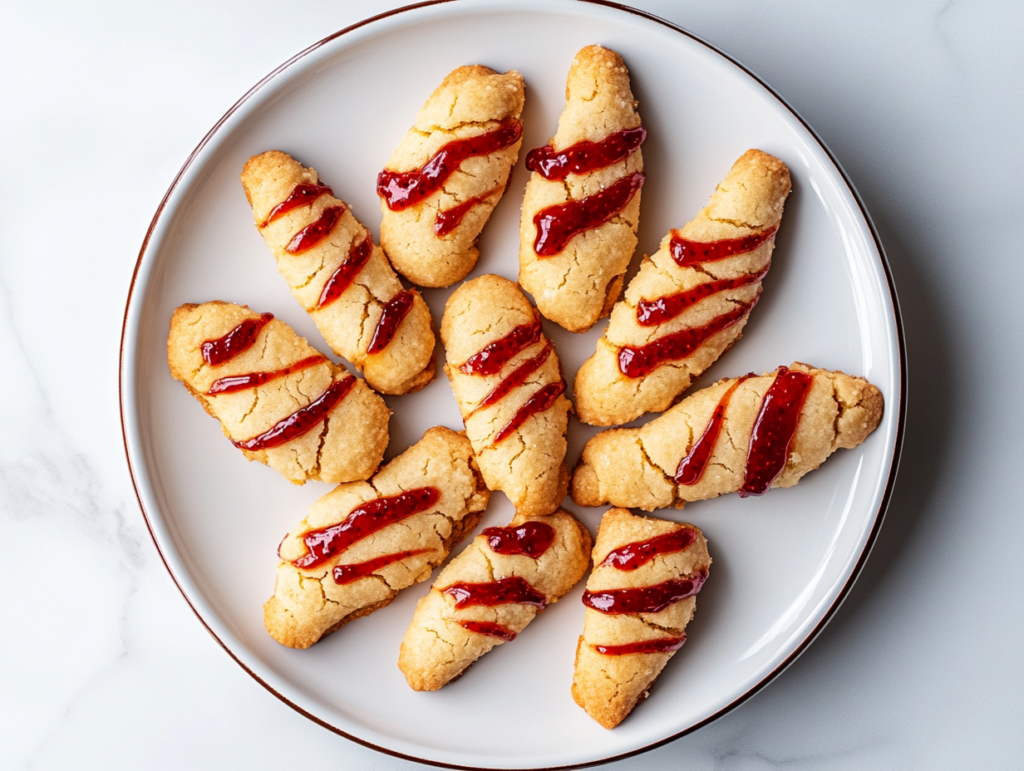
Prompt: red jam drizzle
<box><xmin>232</xmin><ymin>376</ymin><xmax>356</xmax><ymax>452</ymax></box>
<box><xmin>483</xmin><ymin>521</ymin><xmax>556</xmax><ymax>559</ymax></box>
<box><xmin>473</xmin><ymin>345</ymin><xmax>551</xmax><ymax>413</ymax></box>
<box><xmin>260</xmin><ymin>183</ymin><xmax>333</xmax><ymax>228</ymax></box>
<box><xmin>670</xmin><ymin>225</ymin><xmax>778</xmax><ymax>268</ymax></box>
<box><xmin>599</xmin><ymin>528</ymin><xmax>696</xmax><ymax>571</ymax></box>
<box><xmin>533</xmin><ymin>171</ymin><xmax>644</xmax><ymax>256</ymax></box>
<box><xmin>206</xmin><ymin>355</ymin><xmax>326</xmax><ymax>395</ymax></box>
<box><xmin>459</xmin><ymin>320</ymin><xmax>541</xmax><ymax>376</ymax></box>
<box><xmin>493</xmin><ymin>382</ymin><xmax>565</xmax><ymax>444</ymax></box>
<box><xmin>434</xmin><ymin>187</ymin><xmax>501</xmax><ymax>236</ymax></box>
<box><xmin>332</xmin><ymin>548</ymin><xmax>432</xmax><ymax>585</ymax></box>
<box><xmin>442</xmin><ymin>576</ymin><xmax>547</xmax><ymax>610</ymax></box>
<box><xmin>636</xmin><ymin>265</ymin><xmax>770</xmax><ymax>327</ymax></box>
<box><xmin>366</xmin><ymin>291</ymin><xmax>414</xmax><ymax>354</ymax></box>
<box><xmin>291</xmin><ymin>487</ymin><xmax>440</xmax><ymax>570</ymax></box>
<box><xmin>740</xmin><ymin>367</ymin><xmax>813</xmax><ymax>497</ymax></box>
<box><xmin>318</xmin><ymin>234</ymin><xmax>373</xmax><ymax>309</ymax></box>
<box><xmin>377</xmin><ymin>119</ymin><xmax>523</xmax><ymax>211</ymax></box>
<box><xmin>458</xmin><ymin>620</ymin><xmax>518</xmax><ymax>642</ymax></box>
<box><xmin>675</xmin><ymin>374</ymin><xmax>754</xmax><ymax>485</ymax></box>
<box><xmin>201</xmin><ymin>313</ymin><xmax>273</xmax><ymax>366</ymax></box>
<box><xmin>285</xmin><ymin>205</ymin><xmax>346</xmax><ymax>254</ymax></box>
<box><xmin>593</xmin><ymin>636</ymin><xmax>686</xmax><ymax>656</ymax></box>
<box><xmin>526</xmin><ymin>125</ymin><xmax>647</xmax><ymax>180</ymax></box>
<box><xmin>582</xmin><ymin>571</ymin><xmax>708</xmax><ymax>614</ymax></box>
<box><xmin>617</xmin><ymin>298</ymin><xmax>757</xmax><ymax>378</ymax></box>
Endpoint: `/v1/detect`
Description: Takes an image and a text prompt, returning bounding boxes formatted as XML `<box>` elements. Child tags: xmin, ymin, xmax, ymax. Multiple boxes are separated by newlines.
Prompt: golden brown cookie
<box><xmin>264</xmin><ymin>426</ymin><xmax>489</xmax><ymax>649</ymax></box>
<box><xmin>240</xmin><ymin>150</ymin><xmax>435</xmax><ymax>395</ymax></box>
<box><xmin>167</xmin><ymin>301</ymin><xmax>389</xmax><ymax>485</ymax></box>
<box><xmin>377</xmin><ymin>65</ymin><xmax>525</xmax><ymax>288</ymax></box>
<box><xmin>398</xmin><ymin>508</ymin><xmax>591</xmax><ymax>691</ymax></box>
<box><xmin>519</xmin><ymin>46</ymin><xmax>644</xmax><ymax>333</ymax></box>
<box><xmin>574</xmin><ymin>149</ymin><xmax>791</xmax><ymax>425</ymax></box>
<box><xmin>572</xmin><ymin>509</ymin><xmax>711</xmax><ymax>729</ymax></box>
<box><xmin>441</xmin><ymin>275</ymin><xmax>571</xmax><ymax>517</ymax></box>
<box><xmin>572</xmin><ymin>363</ymin><xmax>884</xmax><ymax>510</ymax></box>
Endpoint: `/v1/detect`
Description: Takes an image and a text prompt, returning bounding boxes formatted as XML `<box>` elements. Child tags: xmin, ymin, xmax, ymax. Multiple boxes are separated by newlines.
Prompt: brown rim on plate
<box><xmin>119</xmin><ymin>1</ymin><xmax>906</xmax><ymax>768</ymax></box>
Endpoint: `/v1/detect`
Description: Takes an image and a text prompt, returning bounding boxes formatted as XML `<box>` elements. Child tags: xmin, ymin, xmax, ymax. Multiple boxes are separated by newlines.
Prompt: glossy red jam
<box><xmin>458</xmin><ymin>620</ymin><xmax>518</xmax><ymax>641</ymax></box>
<box><xmin>473</xmin><ymin>345</ymin><xmax>551</xmax><ymax>413</ymax></box>
<box><xmin>442</xmin><ymin>576</ymin><xmax>547</xmax><ymax>610</ymax></box>
<box><xmin>599</xmin><ymin>528</ymin><xmax>697</xmax><ymax>571</ymax></box>
<box><xmin>318</xmin><ymin>234</ymin><xmax>373</xmax><ymax>309</ymax></box>
<box><xmin>206</xmin><ymin>355</ymin><xmax>326</xmax><ymax>395</ymax></box>
<box><xmin>232</xmin><ymin>376</ymin><xmax>355</xmax><ymax>452</ymax></box>
<box><xmin>582</xmin><ymin>571</ymin><xmax>707</xmax><ymax>614</ymax></box>
<box><xmin>434</xmin><ymin>187</ymin><xmax>500</xmax><ymax>236</ymax></box>
<box><xmin>592</xmin><ymin>636</ymin><xmax>686</xmax><ymax>655</ymax></box>
<box><xmin>483</xmin><ymin>521</ymin><xmax>556</xmax><ymax>559</ymax></box>
<box><xmin>636</xmin><ymin>265</ymin><xmax>769</xmax><ymax>327</ymax></box>
<box><xmin>366</xmin><ymin>291</ymin><xmax>414</xmax><ymax>354</ymax></box>
<box><xmin>740</xmin><ymin>367</ymin><xmax>813</xmax><ymax>496</ymax></box>
<box><xmin>675</xmin><ymin>374</ymin><xmax>754</xmax><ymax>485</ymax></box>
<box><xmin>201</xmin><ymin>313</ymin><xmax>273</xmax><ymax>366</ymax></box>
<box><xmin>285</xmin><ymin>205</ymin><xmax>345</xmax><ymax>254</ymax></box>
<box><xmin>459</xmin><ymin>320</ymin><xmax>541</xmax><ymax>376</ymax></box>
<box><xmin>291</xmin><ymin>487</ymin><xmax>440</xmax><ymax>570</ymax></box>
<box><xmin>260</xmin><ymin>183</ymin><xmax>333</xmax><ymax>228</ymax></box>
<box><xmin>493</xmin><ymin>382</ymin><xmax>565</xmax><ymax>444</ymax></box>
<box><xmin>670</xmin><ymin>225</ymin><xmax>777</xmax><ymax>268</ymax></box>
<box><xmin>526</xmin><ymin>125</ymin><xmax>646</xmax><ymax>180</ymax></box>
<box><xmin>617</xmin><ymin>299</ymin><xmax>757</xmax><ymax>378</ymax></box>
<box><xmin>377</xmin><ymin>120</ymin><xmax>522</xmax><ymax>211</ymax></box>
<box><xmin>533</xmin><ymin>171</ymin><xmax>644</xmax><ymax>256</ymax></box>
<box><xmin>332</xmin><ymin>548</ymin><xmax>432</xmax><ymax>585</ymax></box>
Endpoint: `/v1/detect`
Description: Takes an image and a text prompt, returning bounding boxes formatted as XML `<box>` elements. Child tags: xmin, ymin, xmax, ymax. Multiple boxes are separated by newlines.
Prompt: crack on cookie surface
<box><xmin>312</xmin><ymin>415</ymin><xmax>330</xmax><ymax>480</ymax></box>
<box><xmin>636</xmin><ymin>435</ymin><xmax>677</xmax><ymax>496</ymax></box>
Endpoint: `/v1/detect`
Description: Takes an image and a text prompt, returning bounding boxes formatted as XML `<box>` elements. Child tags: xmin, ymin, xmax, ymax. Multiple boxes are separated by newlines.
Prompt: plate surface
<box><xmin>120</xmin><ymin>1</ymin><xmax>904</xmax><ymax>767</ymax></box>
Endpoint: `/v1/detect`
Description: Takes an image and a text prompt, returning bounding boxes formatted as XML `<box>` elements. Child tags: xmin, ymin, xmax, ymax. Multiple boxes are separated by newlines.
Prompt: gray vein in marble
<box><xmin>708</xmin><ymin>740</ymin><xmax>887</xmax><ymax>770</ymax></box>
<box><xmin>0</xmin><ymin>280</ymin><xmax>144</xmax><ymax>570</ymax></box>
<box><xmin>934</xmin><ymin>0</ymin><xmax>966</xmax><ymax>71</ymax></box>
<box><xmin>0</xmin><ymin>278</ymin><xmax>148</xmax><ymax>768</ymax></box>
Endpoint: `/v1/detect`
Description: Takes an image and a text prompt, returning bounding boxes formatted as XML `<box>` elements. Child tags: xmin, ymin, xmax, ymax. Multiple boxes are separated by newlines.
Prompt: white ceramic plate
<box><xmin>120</xmin><ymin>1</ymin><xmax>904</xmax><ymax>767</ymax></box>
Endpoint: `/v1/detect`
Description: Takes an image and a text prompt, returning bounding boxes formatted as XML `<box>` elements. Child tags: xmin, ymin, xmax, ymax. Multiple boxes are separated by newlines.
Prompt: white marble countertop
<box><xmin>2</xmin><ymin>1</ymin><xmax>1022</xmax><ymax>768</ymax></box>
